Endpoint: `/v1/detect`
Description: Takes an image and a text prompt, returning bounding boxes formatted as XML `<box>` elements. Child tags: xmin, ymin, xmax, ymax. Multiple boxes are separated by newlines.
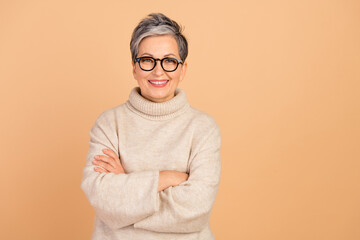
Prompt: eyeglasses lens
<box><xmin>162</xmin><ymin>58</ymin><xmax>178</xmax><ymax>71</ymax></box>
<box><xmin>139</xmin><ymin>57</ymin><xmax>155</xmax><ymax>70</ymax></box>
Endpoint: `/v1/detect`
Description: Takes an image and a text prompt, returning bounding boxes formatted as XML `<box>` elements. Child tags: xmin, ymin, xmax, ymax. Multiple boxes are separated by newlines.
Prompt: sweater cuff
<box><xmin>134</xmin><ymin>170</ymin><xmax>160</xmax><ymax>227</ymax></box>
<box><xmin>151</xmin><ymin>171</ymin><xmax>160</xmax><ymax>213</ymax></box>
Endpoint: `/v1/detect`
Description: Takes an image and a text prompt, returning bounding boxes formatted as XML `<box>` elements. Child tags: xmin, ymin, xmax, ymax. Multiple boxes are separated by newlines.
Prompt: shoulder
<box><xmin>188</xmin><ymin>106</ymin><xmax>220</xmax><ymax>133</ymax></box>
<box><xmin>186</xmin><ymin>106</ymin><xmax>221</xmax><ymax>148</ymax></box>
<box><xmin>92</xmin><ymin>103</ymin><xmax>127</xmax><ymax>126</ymax></box>
<box><xmin>185</xmin><ymin>106</ymin><xmax>221</xmax><ymax>156</ymax></box>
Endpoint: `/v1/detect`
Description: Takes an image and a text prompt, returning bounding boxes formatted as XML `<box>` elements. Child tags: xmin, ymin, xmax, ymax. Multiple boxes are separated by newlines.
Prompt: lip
<box><xmin>148</xmin><ymin>79</ymin><xmax>169</xmax><ymax>88</ymax></box>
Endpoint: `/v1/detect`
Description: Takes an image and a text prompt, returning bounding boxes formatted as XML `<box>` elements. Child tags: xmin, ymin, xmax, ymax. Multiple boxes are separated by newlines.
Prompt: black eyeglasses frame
<box><xmin>134</xmin><ymin>56</ymin><xmax>183</xmax><ymax>72</ymax></box>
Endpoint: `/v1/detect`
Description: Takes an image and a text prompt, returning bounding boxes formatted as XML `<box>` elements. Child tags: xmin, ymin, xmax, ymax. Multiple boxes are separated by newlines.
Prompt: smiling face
<box><xmin>132</xmin><ymin>35</ymin><xmax>187</xmax><ymax>103</ymax></box>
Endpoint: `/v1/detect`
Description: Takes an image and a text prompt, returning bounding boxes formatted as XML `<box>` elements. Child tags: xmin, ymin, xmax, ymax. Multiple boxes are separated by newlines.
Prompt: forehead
<box><xmin>138</xmin><ymin>35</ymin><xmax>179</xmax><ymax>57</ymax></box>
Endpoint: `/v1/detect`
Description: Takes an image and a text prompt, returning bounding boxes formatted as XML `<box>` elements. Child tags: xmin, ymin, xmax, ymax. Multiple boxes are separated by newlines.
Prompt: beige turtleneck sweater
<box><xmin>81</xmin><ymin>87</ymin><xmax>221</xmax><ymax>240</ymax></box>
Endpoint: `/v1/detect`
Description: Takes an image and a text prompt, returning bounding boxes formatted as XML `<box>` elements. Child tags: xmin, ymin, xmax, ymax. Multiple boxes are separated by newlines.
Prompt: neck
<box><xmin>125</xmin><ymin>87</ymin><xmax>190</xmax><ymax>120</ymax></box>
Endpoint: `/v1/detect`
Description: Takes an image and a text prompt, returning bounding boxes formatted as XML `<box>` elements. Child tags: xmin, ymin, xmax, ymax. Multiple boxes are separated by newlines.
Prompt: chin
<box><xmin>152</xmin><ymin>95</ymin><xmax>172</xmax><ymax>102</ymax></box>
<box><xmin>148</xmin><ymin>91</ymin><xmax>174</xmax><ymax>102</ymax></box>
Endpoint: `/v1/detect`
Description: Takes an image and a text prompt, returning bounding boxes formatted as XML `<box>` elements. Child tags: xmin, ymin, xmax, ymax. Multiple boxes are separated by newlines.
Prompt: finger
<box><xmin>94</xmin><ymin>167</ymin><xmax>109</xmax><ymax>173</ymax></box>
<box><xmin>102</xmin><ymin>149</ymin><xmax>124</xmax><ymax>169</ymax></box>
<box><xmin>102</xmin><ymin>148</ymin><xmax>120</xmax><ymax>163</ymax></box>
<box><xmin>95</xmin><ymin>155</ymin><xmax>117</xmax><ymax>169</ymax></box>
<box><xmin>93</xmin><ymin>159</ymin><xmax>114</xmax><ymax>172</ymax></box>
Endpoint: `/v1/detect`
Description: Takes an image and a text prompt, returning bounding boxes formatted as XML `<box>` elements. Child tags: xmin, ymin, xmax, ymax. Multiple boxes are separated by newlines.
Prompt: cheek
<box><xmin>170</xmin><ymin>72</ymin><xmax>182</xmax><ymax>81</ymax></box>
<box><xmin>133</xmin><ymin>69</ymin><xmax>148</xmax><ymax>81</ymax></box>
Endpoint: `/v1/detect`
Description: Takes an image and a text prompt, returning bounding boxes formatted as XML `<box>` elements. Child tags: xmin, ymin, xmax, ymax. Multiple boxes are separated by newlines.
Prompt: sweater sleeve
<box><xmin>133</xmin><ymin>121</ymin><xmax>221</xmax><ymax>233</ymax></box>
<box><xmin>80</xmin><ymin>112</ymin><xmax>160</xmax><ymax>230</ymax></box>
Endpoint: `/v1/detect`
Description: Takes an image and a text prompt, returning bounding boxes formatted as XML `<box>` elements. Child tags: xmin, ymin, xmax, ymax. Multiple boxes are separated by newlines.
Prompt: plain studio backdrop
<box><xmin>0</xmin><ymin>0</ymin><xmax>359</xmax><ymax>239</ymax></box>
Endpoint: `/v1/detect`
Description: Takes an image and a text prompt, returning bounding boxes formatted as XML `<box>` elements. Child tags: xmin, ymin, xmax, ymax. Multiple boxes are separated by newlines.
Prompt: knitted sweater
<box><xmin>81</xmin><ymin>87</ymin><xmax>221</xmax><ymax>240</ymax></box>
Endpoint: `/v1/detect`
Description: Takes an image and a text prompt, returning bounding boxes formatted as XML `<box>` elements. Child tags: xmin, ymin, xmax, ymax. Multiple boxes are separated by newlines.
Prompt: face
<box><xmin>132</xmin><ymin>35</ymin><xmax>187</xmax><ymax>103</ymax></box>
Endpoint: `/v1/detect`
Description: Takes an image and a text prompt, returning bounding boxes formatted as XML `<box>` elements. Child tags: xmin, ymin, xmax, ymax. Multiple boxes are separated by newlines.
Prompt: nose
<box><xmin>153</xmin><ymin>60</ymin><xmax>165</xmax><ymax>76</ymax></box>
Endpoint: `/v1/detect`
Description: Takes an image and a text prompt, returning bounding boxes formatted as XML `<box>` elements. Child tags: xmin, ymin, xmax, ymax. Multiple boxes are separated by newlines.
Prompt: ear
<box><xmin>179</xmin><ymin>61</ymin><xmax>188</xmax><ymax>82</ymax></box>
<box><xmin>132</xmin><ymin>60</ymin><xmax>136</xmax><ymax>78</ymax></box>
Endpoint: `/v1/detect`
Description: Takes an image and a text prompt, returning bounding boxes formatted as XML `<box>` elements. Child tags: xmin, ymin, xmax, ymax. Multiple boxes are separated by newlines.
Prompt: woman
<box><xmin>81</xmin><ymin>13</ymin><xmax>221</xmax><ymax>240</ymax></box>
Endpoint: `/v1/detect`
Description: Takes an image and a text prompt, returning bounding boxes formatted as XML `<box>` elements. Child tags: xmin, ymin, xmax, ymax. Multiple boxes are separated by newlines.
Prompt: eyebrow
<box><xmin>140</xmin><ymin>53</ymin><xmax>177</xmax><ymax>58</ymax></box>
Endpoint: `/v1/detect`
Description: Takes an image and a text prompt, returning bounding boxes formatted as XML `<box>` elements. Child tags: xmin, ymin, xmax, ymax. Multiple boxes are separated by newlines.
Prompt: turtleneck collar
<box><xmin>125</xmin><ymin>87</ymin><xmax>190</xmax><ymax>120</ymax></box>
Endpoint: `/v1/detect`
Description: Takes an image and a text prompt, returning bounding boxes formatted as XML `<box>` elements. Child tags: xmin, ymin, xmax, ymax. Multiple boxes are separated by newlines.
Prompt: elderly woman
<box><xmin>81</xmin><ymin>13</ymin><xmax>221</xmax><ymax>240</ymax></box>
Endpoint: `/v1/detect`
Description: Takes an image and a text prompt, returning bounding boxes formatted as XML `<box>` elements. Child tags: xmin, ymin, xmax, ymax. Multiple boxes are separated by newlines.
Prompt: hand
<box><xmin>92</xmin><ymin>148</ymin><xmax>125</xmax><ymax>174</ymax></box>
<box><xmin>158</xmin><ymin>170</ymin><xmax>189</xmax><ymax>192</ymax></box>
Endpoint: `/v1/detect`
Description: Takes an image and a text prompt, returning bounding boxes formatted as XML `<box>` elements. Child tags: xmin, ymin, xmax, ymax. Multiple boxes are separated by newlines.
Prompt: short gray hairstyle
<box><xmin>130</xmin><ymin>13</ymin><xmax>188</xmax><ymax>62</ymax></box>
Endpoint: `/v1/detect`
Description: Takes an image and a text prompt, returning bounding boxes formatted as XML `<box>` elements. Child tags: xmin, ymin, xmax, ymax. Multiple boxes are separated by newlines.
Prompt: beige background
<box><xmin>0</xmin><ymin>0</ymin><xmax>359</xmax><ymax>239</ymax></box>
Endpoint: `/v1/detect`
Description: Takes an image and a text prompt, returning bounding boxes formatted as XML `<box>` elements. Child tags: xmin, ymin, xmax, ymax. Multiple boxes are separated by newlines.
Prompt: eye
<box><xmin>140</xmin><ymin>57</ymin><xmax>154</xmax><ymax>63</ymax></box>
<box><xmin>164</xmin><ymin>58</ymin><xmax>177</xmax><ymax>64</ymax></box>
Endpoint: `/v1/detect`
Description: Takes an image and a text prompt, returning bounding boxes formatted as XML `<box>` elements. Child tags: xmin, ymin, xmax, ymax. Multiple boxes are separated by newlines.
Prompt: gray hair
<box><xmin>130</xmin><ymin>13</ymin><xmax>188</xmax><ymax>62</ymax></box>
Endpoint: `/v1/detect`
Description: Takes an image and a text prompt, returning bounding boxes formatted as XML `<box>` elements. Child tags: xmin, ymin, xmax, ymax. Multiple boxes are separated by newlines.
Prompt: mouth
<box><xmin>148</xmin><ymin>80</ymin><xmax>169</xmax><ymax>88</ymax></box>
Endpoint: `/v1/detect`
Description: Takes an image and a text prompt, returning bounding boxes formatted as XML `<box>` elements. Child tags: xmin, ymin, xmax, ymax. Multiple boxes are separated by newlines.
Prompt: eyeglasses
<box><xmin>134</xmin><ymin>56</ymin><xmax>183</xmax><ymax>72</ymax></box>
